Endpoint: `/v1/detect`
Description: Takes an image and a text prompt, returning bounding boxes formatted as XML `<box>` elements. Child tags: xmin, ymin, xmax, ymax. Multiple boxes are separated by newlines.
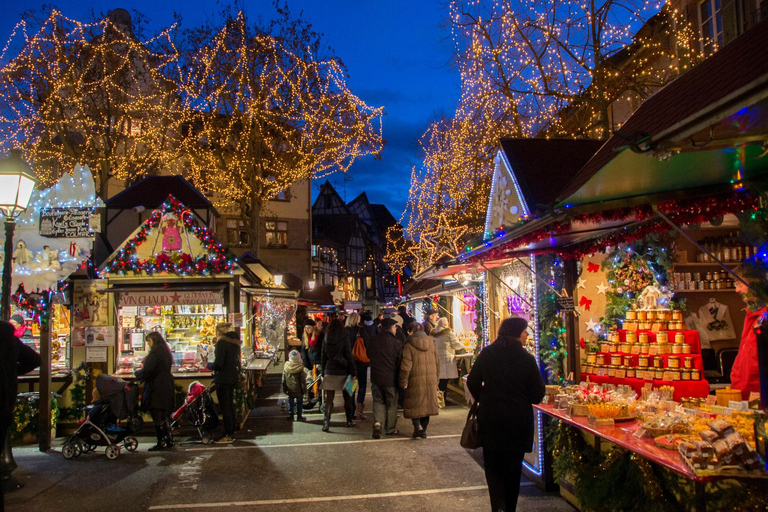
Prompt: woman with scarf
<box><xmin>282</xmin><ymin>350</ymin><xmax>308</xmax><ymax>421</ymax></box>
<box><xmin>467</xmin><ymin>317</ymin><xmax>545</xmax><ymax>512</ymax></box>
<box><xmin>320</xmin><ymin>319</ymin><xmax>357</xmax><ymax>432</ymax></box>
<box><xmin>302</xmin><ymin>318</ymin><xmax>322</xmax><ymax>370</ymax></box>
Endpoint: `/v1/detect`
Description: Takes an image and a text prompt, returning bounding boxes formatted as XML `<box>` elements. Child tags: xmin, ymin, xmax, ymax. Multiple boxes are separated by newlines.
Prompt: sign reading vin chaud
<box><xmin>39</xmin><ymin>208</ymin><xmax>94</xmax><ymax>238</ymax></box>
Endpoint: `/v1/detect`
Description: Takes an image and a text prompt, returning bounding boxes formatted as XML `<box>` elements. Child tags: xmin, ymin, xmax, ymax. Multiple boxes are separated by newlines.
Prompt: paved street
<box><xmin>6</xmin><ymin>370</ymin><xmax>573</xmax><ymax>512</ymax></box>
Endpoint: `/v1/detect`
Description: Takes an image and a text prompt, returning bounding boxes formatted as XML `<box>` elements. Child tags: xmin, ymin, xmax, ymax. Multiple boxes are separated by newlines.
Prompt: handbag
<box><xmin>437</xmin><ymin>389</ymin><xmax>445</xmax><ymax>409</ymax></box>
<box><xmin>352</xmin><ymin>331</ymin><xmax>369</xmax><ymax>363</ymax></box>
<box><xmin>344</xmin><ymin>375</ymin><xmax>358</xmax><ymax>395</ymax></box>
<box><xmin>460</xmin><ymin>400</ymin><xmax>481</xmax><ymax>449</ymax></box>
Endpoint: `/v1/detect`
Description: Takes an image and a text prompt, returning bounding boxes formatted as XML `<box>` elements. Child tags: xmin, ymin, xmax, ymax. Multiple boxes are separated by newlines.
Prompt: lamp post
<box><xmin>0</xmin><ymin>150</ymin><xmax>37</xmax><ymax>493</ymax></box>
<box><xmin>308</xmin><ymin>279</ymin><xmax>316</xmax><ymax>291</ymax></box>
<box><xmin>273</xmin><ymin>274</ymin><xmax>283</xmax><ymax>287</ymax></box>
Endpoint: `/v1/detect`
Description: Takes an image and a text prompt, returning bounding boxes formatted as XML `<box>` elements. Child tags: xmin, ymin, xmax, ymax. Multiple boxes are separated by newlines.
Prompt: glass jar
<box><xmin>671</xmin><ymin>344</ymin><xmax>682</xmax><ymax>355</ymax></box>
<box><xmin>681</xmin><ymin>369</ymin><xmax>691</xmax><ymax>381</ymax></box>
<box><xmin>684</xmin><ymin>356</ymin><xmax>694</xmax><ymax>369</ymax></box>
<box><xmin>672</xmin><ymin>310</ymin><xmax>683</xmax><ymax>321</ymax></box>
<box><xmin>654</xmin><ymin>369</ymin><xmax>665</xmax><ymax>380</ymax></box>
<box><xmin>611</xmin><ymin>354</ymin><xmax>622</xmax><ymax>365</ymax></box>
<box><xmin>607</xmin><ymin>365</ymin><xmax>616</xmax><ymax>377</ymax></box>
<box><xmin>600</xmin><ymin>342</ymin><xmax>611</xmax><ymax>353</ymax></box>
<box><xmin>668</xmin><ymin>356</ymin><xmax>680</xmax><ymax>369</ymax></box>
<box><xmin>631</xmin><ymin>343</ymin><xmax>641</xmax><ymax>355</ymax></box>
<box><xmin>647</xmin><ymin>310</ymin><xmax>657</xmax><ymax>321</ymax></box>
<box><xmin>671</xmin><ymin>370</ymin><xmax>681</xmax><ymax>381</ymax></box>
<box><xmin>692</xmin><ymin>368</ymin><xmax>701</xmax><ymax>380</ymax></box>
<box><xmin>626</xmin><ymin>367</ymin><xmax>636</xmax><ymax>379</ymax></box>
<box><xmin>587</xmin><ymin>353</ymin><xmax>597</xmax><ymax>364</ymax></box>
<box><xmin>682</xmin><ymin>344</ymin><xmax>691</xmax><ymax>354</ymax></box>
<box><xmin>620</xmin><ymin>342</ymin><xmax>631</xmax><ymax>354</ymax></box>
<box><xmin>656</xmin><ymin>331</ymin><xmax>667</xmax><ymax>344</ymax></box>
<box><xmin>624</xmin><ymin>355</ymin><xmax>635</xmax><ymax>367</ymax></box>
<box><xmin>638</xmin><ymin>354</ymin><xmax>650</xmax><ymax>367</ymax></box>
<box><xmin>639</xmin><ymin>332</ymin><xmax>649</xmax><ymax>344</ymax></box>
<box><xmin>625</xmin><ymin>310</ymin><xmax>637</xmax><ymax>320</ymax></box>
<box><xmin>626</xmin><ymin>331</ymin><xmax>638</xmax><ymax>343</ymax></box>
<box><xmin>653</xmin><ymin>357</ymin><xmax>662</xmax><ymax>369</ymax></box>
<box><xmin>675</xmin><ymin>332</ymin><xmax>686</xmax><ymax>344</ymax></box>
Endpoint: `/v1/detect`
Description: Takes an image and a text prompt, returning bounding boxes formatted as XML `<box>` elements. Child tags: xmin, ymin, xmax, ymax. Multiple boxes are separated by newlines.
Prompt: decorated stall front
<box><xmin>99</xmin><ymin>195</ymin><xmax>244</xmax><ymax>380</ymax></box>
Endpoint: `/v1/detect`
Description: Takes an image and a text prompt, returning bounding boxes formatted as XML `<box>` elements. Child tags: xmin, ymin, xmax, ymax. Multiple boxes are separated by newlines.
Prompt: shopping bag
<box><xmin>437</xmin><ymin>389</ymin><xmax>445</xmax><ymax>409</ymax></box>
<box><xmin>344</xmin><ymin>375</ymin><xmax>358</xmax><ymax>395</ymax></box>
<box><xmin>460</xmin><ymin>401</ymin><xmax>481</xmax><ymax>449</ymax></box>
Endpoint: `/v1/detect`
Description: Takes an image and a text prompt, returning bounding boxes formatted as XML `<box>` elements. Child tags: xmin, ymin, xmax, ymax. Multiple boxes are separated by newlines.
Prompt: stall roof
<box><xmin>106</xmin><ymin>175</ymin><xmax>217</xmax><ymax>212</ymax></box>
<box><xmin>557</xmin><ymin>17</ymin><xmax>768</xmax><ymax>208</ymax></box>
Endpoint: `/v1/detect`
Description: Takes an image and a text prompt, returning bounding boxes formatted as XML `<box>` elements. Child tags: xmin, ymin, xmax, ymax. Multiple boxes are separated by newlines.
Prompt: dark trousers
<box><xmin>354</xmin><ymin>363</ymin><xmax>368</xmax><ymax>404</ymax></box>
<box><xmin>0</xmin><ymin>419</ymin><xmax>8</xmax><ymax>510</ymax></box>
<box><xmin>287</xmin><ymin>396</ymin><xmax>303</xmax><ymax>417</ymax></box>
<box><xmin>482</xmin><ymin>448</ymin><xmax>525</xmax><ymax>512</ymax></box>
<box><xmin>216</xmin><ymin>383</ymin><xmax>236</xmax><ymax>436</ymax></box>
<box><xmin>411</xmin><ymin>416</ymin><xmax>430</xmax><ymax>430</ymax></box>
<box><xmin>438</xmin><ymin>379</ymin><xmax>449</xmax><ymax>392</ymax></box>
<box><xmin>150</xmin><ymin>408</ymin><xmax>171</xmax><ymax>445</ymax></box>
<box><xmin>371</xmin><ymin>384</ymin><xmax>398</xmax><ymax>433</ymax></box>
<box><xmin>323</xmin><ymin>389</ymin><xmax>354</xmax><ymax>424</ymax></box>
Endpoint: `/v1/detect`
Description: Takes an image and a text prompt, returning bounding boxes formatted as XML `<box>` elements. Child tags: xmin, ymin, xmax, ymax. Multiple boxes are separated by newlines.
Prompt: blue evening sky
<box><xmin>0</xmin><ymin>0</ymin><xmax>460</xmax><ymax>220</ymax></box>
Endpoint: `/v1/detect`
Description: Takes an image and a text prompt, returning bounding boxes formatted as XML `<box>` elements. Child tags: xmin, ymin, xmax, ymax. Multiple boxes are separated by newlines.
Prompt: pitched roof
<box><xmin>312</xmin><ymin>180</ymin><xmax>350</xmax><ymax>214</ymax></box>
<box><xmin>558</xmin><ymin>17</ymin><xmax>768</xmax><ymax>201</ymax></box>
<box><xmin>106</xmin><ymin>175</ymin><xmax>214</xmax><ymax>211</ymax></box>
<box><xmin>498</xmin><ymin>138</ymin><xmax>603</xmax><ymax>211</ymax></box>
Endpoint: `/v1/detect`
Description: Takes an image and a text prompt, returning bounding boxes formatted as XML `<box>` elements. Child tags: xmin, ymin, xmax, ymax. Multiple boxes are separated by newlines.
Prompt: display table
<box><xmin>583</xmin><ymin>375</ymin><xmax>710</xmax><ymax>401</ymax></box>
<box><xmin>535</xmin><ymin>403</ymin><xmax>767</xmax><ymax>511</ymax></box>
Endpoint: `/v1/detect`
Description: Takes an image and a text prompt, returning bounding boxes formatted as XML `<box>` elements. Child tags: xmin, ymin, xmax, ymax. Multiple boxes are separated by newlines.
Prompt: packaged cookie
<box><xmin>699</xmin><ymin>430</ymin><xmax>719</xmax><ymax>443</ymax></box>
<box><xmin>708</xmin><ymin>419</ymin><xmax>734</xmax><ymax>436</ymax></box>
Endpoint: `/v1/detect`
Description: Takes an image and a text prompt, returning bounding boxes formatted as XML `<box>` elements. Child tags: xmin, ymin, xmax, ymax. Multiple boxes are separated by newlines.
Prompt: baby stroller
<box><xmin>170</xmin><ymin>381</ymin><xmax>218</xmax><ymax>444</ymax></box>
<box><xmin>302</xmin><ymin>371</ymin><xmax>324</xmax><ymax>412</ymax></box>
<box><xmin>62</xmin><ymin>374</ymin><xmax>142</xmax><ymax>460</ymax></box>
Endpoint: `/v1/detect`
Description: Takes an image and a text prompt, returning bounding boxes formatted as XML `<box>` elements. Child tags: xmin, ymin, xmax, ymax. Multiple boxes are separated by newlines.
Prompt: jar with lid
<box><xmin>624</xmin><ymin>355</ymin><xmax>635</xmax><ymax>367</ymax></box>
<box><xmin>625</xmin><ymin>310</ymin><xmax>637</xmax><ymax>320</ymax></box>
<box><xmin>631</xmin><ymin>343</ymin><xmax>641</xmax><ymax>355</ymax></box>
<box><xmin>654</xmin><ymin>369</ymin><xmax>665</xmax><ymax>380</ymax></box>
<box><xmin>658</xmin><ymin>343</ymin><xmax>670</xmax><ymax>355</ymax></box>
<box><xmin>674</xmin><ymin>332</ymin><xmax>686</xmax><ymax>344</ymax></box>
<box><xmin>668</xmin><ymin>356</ymin><xmax>680</xmax><ymax>368</ymax></box>
<box><xmin>626</xmin><ymin>367</ymin><xmax>636</xmax><ymax>379</ymax></box>
<box><xmin>638</xmin><ymin>354</ymin><xmax>650</xmax><ymax>367</ymax></box>
<box><xmin>671</xmin><ymin>369</ymin><xmax>681</xmax><ymax>381</ymax></box>
<box><xmin>611</xmin><ymin>354</ymin><xmax>622</xmax><ymax>365</ymax></box>
<box><xmin>682</xmin><ymin>344</ymin><xmax>691</xmax><ymax>354</ymax></box>
<box><xmin>681</xmin><ymin>369</ymin><xmax>691</xmax><ymax>381</ymax></box>
<box><xmin>653</xmin><ymin>357</ymin><xmax>662</xmax><ymax>368</ymax></box>
<box><xmin>647</xmin><ymin>310</ymin><xmax>657</xmax><ymax>321</ymax></box>
<box><xmin>626</xmin><ymin>331</ymin><xmax>638</xmax><ymax>343</ymax></box>
<box><xmin>607</xmin><ymin>365</ymin><xmax>616</xmax><ymax>377</ymax></box>
<box><xmin>671</xmin><ymin>344</ymin><xmax>682</xmax><ymax>355</ymax></box>
<box><xmin>600</xmin><ymin>341</ymin><xmax>611</xmax><ymax>353</ymax></box>
<box><xmin>637</xmin><ymin>310</ymin><xmax>647</xmax><ymax>321</ymax></box>
<box><xmin>672</xmin><ymin>310</ymin><xmax>683</xmax><ymax>321</ymax></box>
<box><xmin>692</xmin><ymin>368</ymin><xmax>701</xmax><ymax>380</ymax></box>
<box><xmin>656</xmin><ymin>331</ymin><xmax>668</xmax><ymax>344</ymax></box>
<box><xmin>684</xmin><ymin>356</ymin><xmax>694</xmax><ymax>369</ymax></box>
<box><xmin>639</xmin><ymin>343</ymin><xmax>650</xmax><ymax>354</ymax></box>
<box><xmin>620</xmin><ymin>342</ymin><xmax>631</xmax><ymax>354</ymax></box>
<box><xmin>587</xmin><ymin>353</ymin><xmax>597</xmax><ymax>364</ymax></box>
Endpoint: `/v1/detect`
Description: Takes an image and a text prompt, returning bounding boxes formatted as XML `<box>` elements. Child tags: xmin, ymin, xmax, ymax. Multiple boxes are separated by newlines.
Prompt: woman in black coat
<box><xmin>320</xmin><ymin>319</ymin><xmax>357</xmax><ymax>432</ymax></box>
<box><xmin>210</xmin><ymin>323</ymin><xmax>241</xmax><ymax>443</ymax></box>
<box><xmin>466</xmin><ymin>317</ymin><xmax>545</xmax><ymax>512</ymax></box>
<box><xmin>136</xmin><ymin>332</ymin><xmax>175</xmax><ymax>451</ymax></box>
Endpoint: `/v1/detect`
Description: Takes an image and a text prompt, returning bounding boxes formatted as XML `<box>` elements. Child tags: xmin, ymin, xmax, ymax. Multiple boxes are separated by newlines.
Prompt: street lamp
<box><xmin>0</xmin><ymin>149</ymin><xmax>36</xmax><ymax>494</ymax></box>
<box><xmin>0</xmin><ymin>150</ymin><xmax>37</xmax><ymax>321</ymax></box>
<box><xmin>273</xmin><ymin>274</ymin><xmax>283</xmax><ymax>287</ymax></box>
<box><xmin>308</xmin><ymin>279</ymin><xmax>316</xmax><ymax>291</ymax></box>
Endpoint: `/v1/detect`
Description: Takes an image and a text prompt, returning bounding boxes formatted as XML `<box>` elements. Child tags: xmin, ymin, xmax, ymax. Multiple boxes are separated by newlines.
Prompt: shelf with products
<box><xmin>14</xmin><ymin>304</ymin><xmax>71</xmax><ymax>371</ymax></box>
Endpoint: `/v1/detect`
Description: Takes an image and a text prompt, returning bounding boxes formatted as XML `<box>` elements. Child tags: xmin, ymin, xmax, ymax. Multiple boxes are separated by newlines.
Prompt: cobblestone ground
<box><xmin>6</xmin><ymin>367</ymin><xmax>574</xmax><ymax>512</ymax></box>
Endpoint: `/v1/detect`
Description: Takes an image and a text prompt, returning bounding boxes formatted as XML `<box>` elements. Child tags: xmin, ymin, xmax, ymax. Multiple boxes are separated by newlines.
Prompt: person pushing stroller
<box><xmin>282</xmin><ymin>350</ymin><xmax>308</xmax><ymax>421</ymax></box>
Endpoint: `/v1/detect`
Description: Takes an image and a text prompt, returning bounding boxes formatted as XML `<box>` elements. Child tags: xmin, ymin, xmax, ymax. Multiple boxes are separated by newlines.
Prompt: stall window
<box><xmin>226</xmin><ymin>218</ymin><xmax>249</xmax><ymax>247</ymax></box>
<box><xmin>265</xmin><ymin>221</ymin><xmax>288</xmax><ymax>248</ymax></box>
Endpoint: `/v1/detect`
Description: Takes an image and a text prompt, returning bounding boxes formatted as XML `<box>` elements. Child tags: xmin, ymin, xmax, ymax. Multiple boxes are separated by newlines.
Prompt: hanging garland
<box><xmin>102</xmin><ymin>195</ymin><xmax>235</xmax><ymax>276</ymax></box>
<box><xmin>463</xmin><ymin>190</ymin><xmax>758</xmax><ymax>262</ymax></box>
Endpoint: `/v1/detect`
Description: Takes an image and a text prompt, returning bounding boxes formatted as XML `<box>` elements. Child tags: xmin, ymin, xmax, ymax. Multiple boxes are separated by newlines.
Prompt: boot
<box><xmin>344</xmin><ymin>398</ymin><xmax>356</xmax><ymax>427</ymax></box>
<box><xmin>322</xmin><ymin>420</ymin><xmax>330</xmax><ymax>432</ymax></box>
<box><xmin>355</xmin><ymin>402</ymin><xmax>367</xmax><ymax>420</ymax></box>
<box><xmin>323</xmin><ymin>391</ymin><xmax>333</xmax><ymax>432</ymax></box>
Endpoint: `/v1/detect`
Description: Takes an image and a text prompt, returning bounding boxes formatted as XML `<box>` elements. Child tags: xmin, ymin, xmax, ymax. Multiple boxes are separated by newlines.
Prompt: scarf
<box><xmin>308</xmin><ymin>332</ymin><xmax>318</xmax><ymax>347</ymax></box>
<box><xmin>14</xmin><ymin>325</ymin><xmax>26</xmax><ymax>338</ymax></box>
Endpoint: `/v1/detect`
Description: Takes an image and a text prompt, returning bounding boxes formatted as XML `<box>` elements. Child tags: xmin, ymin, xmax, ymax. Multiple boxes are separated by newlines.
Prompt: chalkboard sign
<box><xmin>555</xmin><ymin>296</ymin><xmax>575</xmax><ymax>312</ymax></box>
<box><xmin>39</xmin><ymin>208</ymin><xmax>92</xmax><ymax>238</ymax></box>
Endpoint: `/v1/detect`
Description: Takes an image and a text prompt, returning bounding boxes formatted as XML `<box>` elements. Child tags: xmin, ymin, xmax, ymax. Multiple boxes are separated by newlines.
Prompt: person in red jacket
<box><xmin>730</xmin><ymin>271</ymin><xmax>766</xmax><ymax>400</ymax></box>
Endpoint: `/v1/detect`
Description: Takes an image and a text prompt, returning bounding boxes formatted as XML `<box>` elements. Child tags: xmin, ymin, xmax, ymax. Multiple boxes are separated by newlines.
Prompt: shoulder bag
<box><xmin>460</xmin><ymin>400</ymin><xmax>481</xmax><ymax>449</ymax></box>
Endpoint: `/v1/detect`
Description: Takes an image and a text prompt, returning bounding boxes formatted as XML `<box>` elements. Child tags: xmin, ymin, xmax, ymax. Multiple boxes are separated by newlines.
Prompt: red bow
<box><xmin>579</xmin><ymin>295</ymin><xmax>592</xmax><ymax>310</ymax></box>
<box><xmin>587</xmin><ymin>262</ymin><xmax>600</xmax><ymax>273</ymax></box>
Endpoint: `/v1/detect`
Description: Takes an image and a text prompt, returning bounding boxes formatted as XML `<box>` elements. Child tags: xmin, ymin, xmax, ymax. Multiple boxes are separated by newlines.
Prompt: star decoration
<box><xmin>330</xmin><ymin>289</ymin><xmax>344</xmax><ymax>305</ymax></box>
<box><xmin>596</xmin><ymin>282</ymin><xmax>609</xmax><ymax>295</ymax></box>
<box><xmin>420</xmin><ymin>213</ymin><xmax>468</xmax><ymax>264</ymax></box>
<box><xmin>170</xmin><ymin>292</ymin><xmax>181</xmax><ymax>304</ymax></box>
<box><xmin>585</xmin><ymin>318</ymin><xmax>598</xmax><ymax>332</ymax></box>
<box><xmin>577</xmin><ymin>278</ymin><xmax>586</xmax><ymax>289</ymax></box>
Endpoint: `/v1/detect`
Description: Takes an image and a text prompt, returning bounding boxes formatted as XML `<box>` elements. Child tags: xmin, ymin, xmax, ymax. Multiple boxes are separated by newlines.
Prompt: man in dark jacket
<box><xmin>466</xmin><ymin>317</ymin><xmax>545</xmax><ymax>512</ymax></box>
<box><xmin>210</xmin><ymin>324</ymin><xmax>241</xmax><ymax>443</ymax></box>
<box><xmin>422</xmin><ymin>308</ymin><xmax>438</xmax><ymax>335</ymax></box>
<box><xmin>367</xmin><ymin>318</ymin><xmax>403</xmax><ymax>438</ymax></box>
<box><xmin>397</xmin><ymin>305</ymin><xmax>414</xmax><ymax>329</ymax></box>
<box><xmin>1</xmin><ymin>321</ymin><xmax>41</xmax><ymax>506</ymax></box>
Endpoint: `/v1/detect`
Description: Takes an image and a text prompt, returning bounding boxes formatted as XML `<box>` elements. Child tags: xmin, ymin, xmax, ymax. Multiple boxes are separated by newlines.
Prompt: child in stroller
<box><xmin>170</xmin><ymin>381</ymin><xmax>219</xmax><ymax>444</ymax></box>
<box><xmin>62</xmin><ymin>374</ymin><xmax>142</xmax><ymax>460</ymax></box>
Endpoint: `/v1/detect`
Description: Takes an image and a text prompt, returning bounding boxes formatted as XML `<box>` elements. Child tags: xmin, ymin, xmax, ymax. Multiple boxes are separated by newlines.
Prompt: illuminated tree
<box><xmin>178</xmin><ymin>8</ymin><xmax>384</xmax><ymax>255</ymax></box>
<box><xmin>0</xmin><ymin>9</ymin><xmax>182</xmax><ymax>195</ymax></box>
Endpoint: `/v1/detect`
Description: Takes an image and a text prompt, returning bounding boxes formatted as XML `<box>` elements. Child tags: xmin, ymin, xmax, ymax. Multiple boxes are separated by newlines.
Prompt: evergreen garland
<box><xmin>550</xmin><ymin>421</ymin><xmax>768</xmax><ymax>511</ymax></box>
<box><xmin>738</xmin><ymin>192</ymin><xmax>768</xmax><ymax>308</ymax></box>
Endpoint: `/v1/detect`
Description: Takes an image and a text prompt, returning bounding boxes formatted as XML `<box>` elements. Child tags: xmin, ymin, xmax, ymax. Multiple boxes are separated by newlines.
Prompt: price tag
<box><xmin>633</xmin><ymin>428</ymin><xmax>647</xmax><ymax>439</ymax></box>
<box><xmin>643</xmin><ymin>371</ymin><xmax>655</xmax><ymax>381</ymax></box>
<box><xmin>705</xmin><ymin>395</ymin><xmax>717</xmax><ymax>405</ymax></box>
<box><xmin>121</xmin><ymin>316</ymin><xmax>135</xmax><ymax>328</ymax></box>
<box><xmin>662</xmin><ymin>371</ymin><xmax>675</xmax><ymax>381</ymax></box>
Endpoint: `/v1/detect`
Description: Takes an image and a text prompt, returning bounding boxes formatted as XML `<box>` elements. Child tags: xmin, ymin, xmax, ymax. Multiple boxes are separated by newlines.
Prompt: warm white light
<box><xmin>273</xmin><ymin>274</ymin><xmax>283</xmax><ymax>287</ymax></box>
<box><xmin>308</xmin><ymin>279</ymin><xmax>316</xmax><ymax>291</ymax></box>
<box><xmin>0</xmin><ymin>151</ymin><xmax>36</xmax><ymax>218</ymax></box>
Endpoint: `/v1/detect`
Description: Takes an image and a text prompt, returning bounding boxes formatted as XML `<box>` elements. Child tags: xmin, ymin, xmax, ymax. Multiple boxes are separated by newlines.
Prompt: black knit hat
<box><xmin>498</xmin><ymin>317</ymin><xmax>528</xmax><ymax>338</ymax></box>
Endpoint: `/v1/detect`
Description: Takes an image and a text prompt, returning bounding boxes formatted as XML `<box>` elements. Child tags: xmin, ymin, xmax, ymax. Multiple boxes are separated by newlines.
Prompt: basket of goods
<box><xmin>679</xmin><ymin>417</ymin><xmax>766</xmax><ymax>475</ymax></box>
<box><xmin>569</xmin><ymin>384</ymin><xmax>609</xmax><ymax>416</ymax></box>
<box><xmin>641</xmin><ymin>412</ymin><xmax>692</xmax><ymax>438</ymax></box>
<box><xmin>587</xmin><ymin>403</ymin><xmax>624</xmax><ymax>426</ymax></box>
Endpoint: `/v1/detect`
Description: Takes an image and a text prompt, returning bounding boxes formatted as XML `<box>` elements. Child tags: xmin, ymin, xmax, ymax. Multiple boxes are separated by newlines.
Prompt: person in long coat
<box><xmin>345</xmin><ymin>312</ymin><xmax>370</xmax><ymax>419</ymax></box>
<box><xmin>210</xmin><ymin>323</ymin><xmax>242</xmax><ymax>443</ymax></box>
<box><xmin>320</xmin><ymin>319</ymin><xmax>357</xmax><ymax>432</ymax></box>
<box><xmin>399</xmin><ymin>322</ymin><xmax>439</xmax><ymax>439</ymax></box>
<box><xmin>431</xmin><ymin>317</ymin><xmax>464</xmax><ymax>399</ymax></box>
<box><xmin>466</xmin><ymin>317</ymin><xmax>545</xmax><ymax>512</ymax></box>
<box><xmin>136</xmin><ymin>332</ymin><xmax>175</xmax><ymax>451</ymax></box>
